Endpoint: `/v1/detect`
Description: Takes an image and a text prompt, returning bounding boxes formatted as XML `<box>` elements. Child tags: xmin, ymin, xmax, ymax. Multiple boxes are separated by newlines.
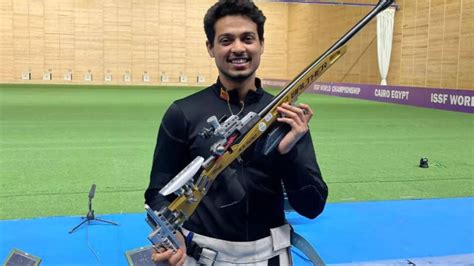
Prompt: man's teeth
<box><xmin>230</xmin><ymin>58</ymin><xmax>248</xmax><ymax>64</ymax></box>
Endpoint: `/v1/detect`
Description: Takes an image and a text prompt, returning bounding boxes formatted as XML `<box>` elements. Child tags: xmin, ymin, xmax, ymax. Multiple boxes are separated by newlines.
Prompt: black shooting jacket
<box><xmin>145</xmin><ymin>78</ymin><xmax>328</xmax><ymax>241</ymax></box>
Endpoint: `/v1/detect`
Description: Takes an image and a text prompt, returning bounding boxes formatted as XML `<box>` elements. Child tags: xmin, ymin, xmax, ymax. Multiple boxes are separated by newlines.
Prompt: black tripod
<box><xmin>69</xmin><ymin>184</ymin><xmax>118</xmax><ymax>234</ymax></box>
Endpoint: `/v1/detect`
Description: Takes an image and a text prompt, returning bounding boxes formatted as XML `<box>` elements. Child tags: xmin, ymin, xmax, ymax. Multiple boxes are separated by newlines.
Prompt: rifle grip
<box><xmin>262</xmin><ymin>123</ymin><xmax>291</xmax><ymax>156</ymax></box>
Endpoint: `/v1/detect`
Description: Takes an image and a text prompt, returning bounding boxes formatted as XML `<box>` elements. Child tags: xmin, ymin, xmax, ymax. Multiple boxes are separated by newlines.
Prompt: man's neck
<box><xmin>219</xmin><ymin>75</ymin><xmax>257</xmax><ymax>101</ymax></box>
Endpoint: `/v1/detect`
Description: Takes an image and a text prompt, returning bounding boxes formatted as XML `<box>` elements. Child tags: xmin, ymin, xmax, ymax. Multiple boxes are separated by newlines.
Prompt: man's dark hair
<box><xmin>204</xmin><ymin>0</ymin><xmax>266</xmax><ymax>46</ymax></box>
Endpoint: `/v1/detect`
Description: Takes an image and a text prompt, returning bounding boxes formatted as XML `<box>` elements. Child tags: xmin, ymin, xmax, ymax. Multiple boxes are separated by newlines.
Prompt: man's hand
<box><xmin>276</xmin><ymin>102</ymin><xmax>314</xmax><ymax>154</ymax></box>
<box><xmin>151</xmin><ymin>231</ymin><xmax>187</xmax><ymax>266</ymax></box>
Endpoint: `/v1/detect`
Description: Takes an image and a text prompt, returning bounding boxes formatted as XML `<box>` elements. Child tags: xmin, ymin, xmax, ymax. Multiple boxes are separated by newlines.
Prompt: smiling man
<box><xmin>207</xmin><ymin>13</ymin><xmax>263</xmax><ymax>100</ymax></box>
<box><xmin>145</xmin><ymin>1</ymin><xmax>328</xmax><ymax>265</ymax></box>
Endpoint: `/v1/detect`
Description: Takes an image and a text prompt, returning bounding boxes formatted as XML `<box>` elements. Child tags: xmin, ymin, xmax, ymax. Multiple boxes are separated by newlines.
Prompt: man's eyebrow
<box><xmin>217</xmin><ymin>33</ymin><xmax>233</xmax><ymax>39</ymax></box>
<box><xmin>241</xmin><ymin>31</ymin><xmax>257</xmax><ymax>36</ymax></box>
<box><xmin>217</xmin><ymin>31</ymin><xmax>256</xmax><ymax>39</ymax></box>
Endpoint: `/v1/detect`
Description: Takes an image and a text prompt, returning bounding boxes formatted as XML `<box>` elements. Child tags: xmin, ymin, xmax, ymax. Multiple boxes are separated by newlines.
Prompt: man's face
<box><xmin>207</xmin><ymin>15</ymin><xmax>264</xmax><ymax>84</ymax></box>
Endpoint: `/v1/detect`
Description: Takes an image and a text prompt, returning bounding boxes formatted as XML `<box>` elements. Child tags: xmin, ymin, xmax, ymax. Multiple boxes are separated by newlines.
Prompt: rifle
<box><xmin>145</xmin><ymin>0</ymin><xmax>394</xmax><ymax>252</ymax></box>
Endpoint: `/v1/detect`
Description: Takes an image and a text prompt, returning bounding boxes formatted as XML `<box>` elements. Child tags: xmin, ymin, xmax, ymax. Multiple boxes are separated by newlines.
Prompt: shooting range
<box><xmin>0</xmin><ymin>0</ymin><xmax>473</xmax><ymax>265</ymax></box>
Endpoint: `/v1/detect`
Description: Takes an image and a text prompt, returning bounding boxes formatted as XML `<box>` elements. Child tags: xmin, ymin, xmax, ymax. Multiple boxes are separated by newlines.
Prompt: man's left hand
<box><xmin>276</xmin><ymin>102</ymin><xmax>314</xmax><ymax>154</ymax></box>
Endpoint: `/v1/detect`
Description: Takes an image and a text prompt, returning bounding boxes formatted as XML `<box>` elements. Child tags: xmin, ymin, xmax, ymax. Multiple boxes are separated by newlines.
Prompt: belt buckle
<box><xmin>198</xmin><ymin>247</ymin><xmax>218</xmax><ymax>265</ymax></box>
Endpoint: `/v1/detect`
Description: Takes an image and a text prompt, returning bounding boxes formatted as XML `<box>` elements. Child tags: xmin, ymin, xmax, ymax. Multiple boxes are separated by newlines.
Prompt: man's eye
<box><xmin>220</xmin><ymin>38</ymin><xmax>231</xmax><ymax>45</ymax></box>
<box><xmin>243</xmin><ymin>36</ymin><xmax>255</xmax><ymax>43</ymax></box>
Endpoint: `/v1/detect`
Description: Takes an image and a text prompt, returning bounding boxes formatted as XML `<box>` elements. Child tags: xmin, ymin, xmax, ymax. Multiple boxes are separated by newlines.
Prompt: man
<box><xmin>145</xmin><ymin>0</ymin><xmax>328</xmax><ymax>265</ymax></box>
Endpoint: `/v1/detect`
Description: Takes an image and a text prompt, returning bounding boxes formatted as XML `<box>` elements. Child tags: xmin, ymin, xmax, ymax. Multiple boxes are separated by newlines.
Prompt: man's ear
<box><xmin>260</xmin><ymin>40</ymin><xmax>264</xmax><ymax>55</ymax></box>
<box><xmin>206</xmin><ymin>40</ymin><xmax>215</xmax><ymax>58</ymax></box>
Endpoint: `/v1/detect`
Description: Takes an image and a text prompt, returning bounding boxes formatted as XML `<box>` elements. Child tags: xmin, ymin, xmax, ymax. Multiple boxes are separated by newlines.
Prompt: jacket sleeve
<box><xmin>144</xmin><ymin>103</ymin><xmax>190</xmax><ymax>211</ymax></box>
<box><xmin>278</xmin><ymin>132</ymin><xmax>328</xmax><ymax>219</ymax></box>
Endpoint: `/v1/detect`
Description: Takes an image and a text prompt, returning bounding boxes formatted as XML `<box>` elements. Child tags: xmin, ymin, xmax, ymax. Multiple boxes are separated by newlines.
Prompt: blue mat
<box><xmin>335</xmin><ymin>253</ymin><xmax>474</xmax><ymax>265</ymax></box>
<box><xmin>1</xmin><ymin>197</ymin><xmax>473</xmax><ymax>265</ymax></box>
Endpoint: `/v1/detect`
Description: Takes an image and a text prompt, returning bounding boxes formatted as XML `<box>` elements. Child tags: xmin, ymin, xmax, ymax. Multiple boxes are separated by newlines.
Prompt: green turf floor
<box><xmin>1</xmin><ymin>84</ymin><xmax>473</xmax><ymax>219</ymax></box>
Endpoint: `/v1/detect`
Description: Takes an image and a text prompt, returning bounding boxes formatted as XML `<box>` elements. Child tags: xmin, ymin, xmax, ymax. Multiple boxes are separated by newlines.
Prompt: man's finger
<box><xmin>153</xmin><ymin>245</ymin><xmax>166</xmax><ymax>253</ymax></box>
<box><xmin>298</xmin><ymin>103</ymin><xmax>314</xmax><ymax>121</ymax></box>
<box><xmin>176</xmin><ymin>248</ymin><xmax>187</xmax><ymax>266</ymax></box>
<box><xmin>277</xmin><ymin>117</ymin><xmax>298</xmax><ymax>129</ymax></box>
<box><xmin>277</xmin><ymin>106</ymin><xmax>304</xmax><ymax>123</ymax></box>
<box><xmin>151</xmin><ymin>249</ymin><xmax>173</xmax><ymax>262</ymax></box>
<box><xmin>282</xmin><ymin>103</ymin><xmax>306</xmax><ymax>115</ymax></box>
<box><xmin>281</xmin><ymin>103</ymin><xmax>309</xmax><ymax>121</ymax></box>
<box><xmin>298</xmin><ymin>103</ymin><xmax>312</xmax><ymax>113</ymax></box>
<box><xmin>168</xmin><ymin>248</ymin><xmax>184</xmax><ymax>265</ymax></box>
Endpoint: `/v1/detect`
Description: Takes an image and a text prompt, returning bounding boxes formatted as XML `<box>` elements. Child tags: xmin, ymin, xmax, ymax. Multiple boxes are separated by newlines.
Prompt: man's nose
<box><xmin>230</xmin><ymin>40</ymin><xmax>245</xmax><ymax>53</ymax></box>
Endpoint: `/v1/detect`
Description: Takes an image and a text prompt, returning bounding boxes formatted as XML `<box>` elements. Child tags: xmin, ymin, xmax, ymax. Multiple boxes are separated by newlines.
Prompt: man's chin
<box><xmin>222</xmin><ymin>70</ymin><xmax>254</xmax><ymax>83</ymax></box>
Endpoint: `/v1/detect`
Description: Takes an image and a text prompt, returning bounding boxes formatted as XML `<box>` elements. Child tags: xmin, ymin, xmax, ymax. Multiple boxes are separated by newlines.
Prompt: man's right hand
<box><xmin>151</xmin><ymin>231</ymin><xmax>187</xmax><ymax>266</ymax></box>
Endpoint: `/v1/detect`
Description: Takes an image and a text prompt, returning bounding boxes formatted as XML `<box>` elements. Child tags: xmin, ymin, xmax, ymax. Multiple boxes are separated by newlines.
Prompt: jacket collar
<box><xmin>212</xmin><ymin>78</ymin><xmax>264</xmax><ymax>105</ymax></box>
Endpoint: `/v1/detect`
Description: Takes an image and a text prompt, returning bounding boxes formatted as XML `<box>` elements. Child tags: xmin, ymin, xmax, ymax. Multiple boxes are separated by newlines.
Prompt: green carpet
<box><xmin>1</xmin><ymin>84</ymin><xmax>473</xmax><ymax>219</ymax></box>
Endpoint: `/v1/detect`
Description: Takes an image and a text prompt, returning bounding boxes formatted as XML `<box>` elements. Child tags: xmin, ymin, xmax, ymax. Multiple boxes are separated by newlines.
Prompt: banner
<box><xmin>262</xmin><ymin>79</ymin><xmax>474</xmax><ymax>113</ymax></box>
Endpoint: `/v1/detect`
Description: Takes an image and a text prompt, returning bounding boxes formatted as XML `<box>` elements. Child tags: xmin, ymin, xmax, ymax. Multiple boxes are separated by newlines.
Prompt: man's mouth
<box><xmin>228</xmin><ymin>57</ymin><xmax>250</xmax><ymax>68</ymax></box>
